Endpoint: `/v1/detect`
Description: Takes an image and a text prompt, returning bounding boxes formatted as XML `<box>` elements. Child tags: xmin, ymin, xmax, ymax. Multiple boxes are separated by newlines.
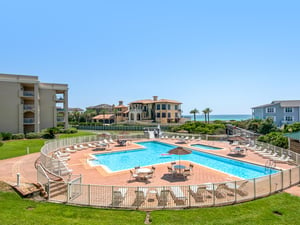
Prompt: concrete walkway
<box><xmin>0</xmin><ymin>153</ymin><xmax>39</xmax><ymax>185</ymax></box>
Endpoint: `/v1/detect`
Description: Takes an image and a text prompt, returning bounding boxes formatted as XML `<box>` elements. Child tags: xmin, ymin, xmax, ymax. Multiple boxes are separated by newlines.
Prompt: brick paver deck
<box><xmin>0</xmin><ymin>138</ymin><xmax>299</xmax><ymax>196</ymax></box>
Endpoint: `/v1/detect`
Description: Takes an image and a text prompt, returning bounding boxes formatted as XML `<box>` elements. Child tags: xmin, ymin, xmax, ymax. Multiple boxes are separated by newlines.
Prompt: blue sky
<box><xmin>1</xmin><ymin>1</ymin><xmax>300</xmax><ymax>115</ymax></box>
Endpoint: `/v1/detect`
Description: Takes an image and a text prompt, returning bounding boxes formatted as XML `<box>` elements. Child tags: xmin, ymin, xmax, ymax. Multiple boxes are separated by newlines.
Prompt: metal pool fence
<box><xmin>37</xmin><ymin>134</ymin><xmax>300</xmax><ymax>209</ymax></box>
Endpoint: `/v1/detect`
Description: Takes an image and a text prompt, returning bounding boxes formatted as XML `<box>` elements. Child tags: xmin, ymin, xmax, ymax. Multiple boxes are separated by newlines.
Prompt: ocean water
<box><xmin>183</xmin><ymin>114</ymin><xmax>252</xmax><ymax>121</ymax></box>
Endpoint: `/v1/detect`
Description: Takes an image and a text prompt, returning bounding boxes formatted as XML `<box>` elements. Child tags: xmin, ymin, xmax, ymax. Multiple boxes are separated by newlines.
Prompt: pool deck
<box><xmin>0</xmin><ymin>138</ymin><xmax>299</xmax><ymax>196</ymax></box>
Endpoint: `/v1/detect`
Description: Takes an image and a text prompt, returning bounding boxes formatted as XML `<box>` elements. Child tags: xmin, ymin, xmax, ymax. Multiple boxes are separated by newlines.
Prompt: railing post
<box><xmin>111</xmin><ymin>186</ymin><xmax>114</xmax><ymax>207</ymax></box>
<box><xmin>212</xmin><ymin>183</ymin><xmax>215</xmax><ymax>206</ymax></box>
<box><xmin>253</xmin><ymin>178</ymin><xmax>256</xmax><ymax>199</ymax></box>
<box><xmin>88</xmin><ymin>184</ymin><xmax>91</xmax><ymax>206</ymax></box>
<box><xmin>188</xmin><ymin>185</ymin><xmax>191</xmax><ymax>208</ymax></box>
<box><xmin>67</xmin><ymin>182</ymin><xmax>71</xmax><ymax>203</ymax></box>
<box><xmin>281</xmin><ymin>171</ymin><xmax>284</xmax><ymax>191</ymax></box>
<box><xmin>289</xmin><ymin>169</ymin><xmax>292</xmax><ymax>186</ymax></box>
<box><xmin>269</xmin><ymin>174</ymin><xmax>272</xmax><ymax>195</ymax></box>
<box><xmin>234</xmin><ymin>181</ymin><xmax>237</xmax><ymax>203</ymax></box>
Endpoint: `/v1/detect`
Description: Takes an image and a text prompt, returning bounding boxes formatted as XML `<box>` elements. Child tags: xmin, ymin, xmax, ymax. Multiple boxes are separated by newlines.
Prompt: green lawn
<box><xmin>0</xmin><ymin>139</ymin><xmax>45</xmax><ymax>160</ymax></box>
<box><xmin>0</xmin><ymin>191</ymin><xmax>299</xmax><ymax>225</ymax></box>
<box><xmin>0</xmin><ymin>131</ymin><xmax>96</xmax><ymax>160</ymax></box>
<box><xmin>57</xmin><ymin>130</ymin><xmax>96</xmax><ymax>139</ymax></box>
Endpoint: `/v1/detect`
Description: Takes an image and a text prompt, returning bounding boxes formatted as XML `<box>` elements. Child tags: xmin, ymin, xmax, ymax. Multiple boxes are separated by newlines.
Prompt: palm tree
<box><xmin>190</xmin><ymin>108</ymin><xmax>199</xmax><ymax>122</ymax></box>
<box><xmin>203</xmin><ymin>108</ymin><xmax>213</xmax><ymax>123</ymax></box>
<box><xmin>202</xmin><ymin>109</ymin><xmax>207</xmax><ymax>123</ymax></box>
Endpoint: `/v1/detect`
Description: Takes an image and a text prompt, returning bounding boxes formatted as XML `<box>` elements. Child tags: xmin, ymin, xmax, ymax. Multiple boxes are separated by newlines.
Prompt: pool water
<box><xmin>89</xmin><ymin>141</ymin><xmax>278</xmax><ymax>179</ymax></box>
<box><xmin>191</xmin><ymin>144</ymin><xmax>222</xmax><ymax>150</ymax></box>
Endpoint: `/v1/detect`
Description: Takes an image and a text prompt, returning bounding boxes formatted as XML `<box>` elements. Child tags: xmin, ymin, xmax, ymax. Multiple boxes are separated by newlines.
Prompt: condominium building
<box><xmin>0</xmin><ymin>73</ymin><xmax>68</xmax><ymax>133</ymax></box>
<box><xmin>252</xmin><ymin>100</ymin><xmax>300</xmax><ymax>127</ymax></box>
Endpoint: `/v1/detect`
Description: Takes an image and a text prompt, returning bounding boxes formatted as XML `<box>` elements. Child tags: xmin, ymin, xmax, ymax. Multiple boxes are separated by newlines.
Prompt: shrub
<box><xmin>64</xmin><ymin>128</ymin><xmax>78</xmax><ymax>134</ymax></box>
<box><xmin>12</xmin><ymin>133</ymin><xmax>25</xmax><ymax>139</ymax></box>
<box><xmin>0</xmin><ymin>132</ymin><xmax>12</xmax><ymax>140</ymax></box>
<box><xmin>25</xmin><ymin>132</ymin><xmax>41</xmax><ymax>139</ymax></box>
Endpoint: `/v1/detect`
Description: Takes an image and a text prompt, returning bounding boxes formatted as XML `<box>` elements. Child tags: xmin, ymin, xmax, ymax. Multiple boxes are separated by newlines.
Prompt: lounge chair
<box><xmin>79</xmin><ymin>144</ymin><xmax>88</xmax><ymax>149</ymax></box>
<box><xmin>117</xmin><ymin>139</ymin><xmax>127</xmax><ymax>146</ymax></box>
<box><xmin>132</xmin><ymin>188</ymin><xmax>148</xmax><ymax>207</ymax></box>
<box><xmin>224</xmin><ymin>181</ymin><xmax>248</xmax><ymax>197</ymax></box>
<box><xmin>170</xmin><ymin>186</ymin><xmax>187</xmax><ymax>205</ymax></box>
<box><xmin>64</xmin><ymin>147</ymin><xmax>76</xmax><ymax>153</ymax></box>
<box><xmin>156</xmin><ymin>188</ymin><xmax>169</xmax><ymax>206</ymax></box>
<box><xmin>205</xmin><ymin>183</ymin><xmax>227</xmax><ymax>198</ymax></box>
<box><xmin>56</xmin><ymin>151</ymin><xmax>70</xmax><ymax>157</ymax></box>
<box><xmin>189</xmin><ymin>185</ymin><xmax>206</xmax><ymax>202</ymax></box>
<box><xmin>112</xmin><ymin>187</ymin><xmax>128</xmax><ymax>206</ymax></box>
<box><xmin>87</xmin><ymin>143</ymin><xmax>96</xmax><ymax>148</ymax></box>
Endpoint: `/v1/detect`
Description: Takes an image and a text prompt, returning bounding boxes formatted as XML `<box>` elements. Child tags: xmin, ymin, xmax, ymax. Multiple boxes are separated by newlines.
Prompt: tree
<box><xmin>258</xmin><ymin>118</ymin><xmax>277</xmax><ymax>135</ymax></box>
<box><xmin>202</xmin><ymin>110</ymin><xmax>207</xmax><ymax>123</ymax></box>
<box><xmin>190</xmin><ymin>108</ymin><xmax>199</xmax><ymax>122</ymax></box>
<box><xmin>203</xmin><ymin>108</ymin><xmax>213</xmax><ymax>123</ymax></box>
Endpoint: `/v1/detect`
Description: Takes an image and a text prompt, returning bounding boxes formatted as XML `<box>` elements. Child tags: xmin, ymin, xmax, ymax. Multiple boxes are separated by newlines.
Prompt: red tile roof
<box><xmin>92</xmin><ymin>114</ymin><xmax>114</xmax><ymax>120</ymax></box>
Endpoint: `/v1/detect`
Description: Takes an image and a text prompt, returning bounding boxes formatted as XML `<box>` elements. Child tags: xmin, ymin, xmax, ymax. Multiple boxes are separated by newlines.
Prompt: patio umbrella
<box><xmin>167</xmin><ymin>147</ymin><xmax>192</xmax><ymax>166</ymax></box>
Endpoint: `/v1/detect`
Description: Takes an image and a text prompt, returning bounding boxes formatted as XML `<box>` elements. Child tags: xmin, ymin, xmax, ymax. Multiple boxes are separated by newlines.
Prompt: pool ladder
<box><xmin>265</xmin><ymin>159</ymin><xmax>276</xmax><ymax>171</ymax></box>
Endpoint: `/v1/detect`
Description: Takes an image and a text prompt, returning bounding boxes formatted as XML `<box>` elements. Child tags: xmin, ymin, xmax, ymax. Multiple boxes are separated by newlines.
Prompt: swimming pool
<box><xmin>89</xmin><ymin>141</ymin><xmax>278</xmax><ymax>179</ymax></box>
<box><xmin>191</xmin><ymin>143</ymin><xmax>222</xmax><ymax>150</ymax></box>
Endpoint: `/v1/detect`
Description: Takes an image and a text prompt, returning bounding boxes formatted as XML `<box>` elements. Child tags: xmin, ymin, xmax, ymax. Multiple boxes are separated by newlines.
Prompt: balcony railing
<box><xmin>23</xmin><ymin>91</ymin><xmax>34</xmax><ymax>97</ymax></box>
<box><xmin>56</xmin><ymin>108</ymin><xmax>65</xmax><ymax>112</ymax></box>
<box><xmin>23</xmin><ymin>104</ymin><xmax>34</xmax><ymax>111</ymax></box>
<box><xmin>57</xmin><ymin>117</ymin><xmax>65</xmax><ymax>122</ymax></box>
<box><xmin>24</xmin><ymin>118</ymin><xmax>35</xmax><ymax>124</ymax></box>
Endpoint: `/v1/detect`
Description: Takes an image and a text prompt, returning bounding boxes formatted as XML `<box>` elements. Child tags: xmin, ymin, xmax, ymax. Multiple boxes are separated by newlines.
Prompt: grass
<box><xmin>0</xmin><ymin>131</ymin><xmax>96</xmax><ymax>160</ymax></box>
<box><xmin>0</xmin><ymin>139</ymin><xmax>45</xmax><ymax>160</ymax></box>
<box><xmin>0</xmin><ymin>189</ymin><xmax>300</xmax><ymax>225</ymax></box>
<box><xmin>57</xmin><ymin>130</ymin><xmax>96</xmax><ymax>139</ymax></box>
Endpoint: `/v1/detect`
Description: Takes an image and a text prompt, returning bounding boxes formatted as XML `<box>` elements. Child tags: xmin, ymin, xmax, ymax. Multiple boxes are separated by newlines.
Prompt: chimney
<box><xmin>118</xmin><ymin>100</ymin><xmax>123</xmax><ymax>106</ymax></box>
<box><xmin>153</xmin><ymin>96</ymin><xmax>158</xmax><ymax>101</ymax></box>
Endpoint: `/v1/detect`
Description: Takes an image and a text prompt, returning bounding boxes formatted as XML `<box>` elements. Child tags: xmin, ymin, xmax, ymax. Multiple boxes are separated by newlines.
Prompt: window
<box><xmin>162</xmin><ymin>112</ymin><xmax>166</xmax><ymax>118</ymax></box>
<box><xmin>156</xmin><ymin>112</ymin><xmax>160</xmax><ymax>118</ymax></box>
<box><xmin>168</xmin><ymin>104</ymin><xmax>171</xmax><ymax>110</ymax></box>
<box><xmin>285</xmin><ymin>116</ymin><xmax>293</xmax><ymax>122</ymax></box>
<box><xmin>175</xmin><ymin>105</ymin><xmax>178</xmax><ymax>110</ymax></box>
<box><xmin>168</xmin><ymin>113</ymin><xmax>171</xmax><ymax>118</ymax></box>
<box><xmin>156</xmin><ymin>104</ymin><xmax>160</xmax><ymax>110</ymax></box>
<box><xmin>285</xmin><ymin>107</ymin><xmax>293</xmax><ymax>113</ymax></box>
<box><xmin>175</xmin><ymin>113</ymin><xmax>178</xmax><ymax>118</ymax></box>
<box><xmin>266</xmin><ymin>107</ymin><xmax>275</xmax><ymax>113</ymax></box>
<box><xmin>162</xmin><ymin>104</ymin><xmax>166</xmax><ymax>110</ymax></box>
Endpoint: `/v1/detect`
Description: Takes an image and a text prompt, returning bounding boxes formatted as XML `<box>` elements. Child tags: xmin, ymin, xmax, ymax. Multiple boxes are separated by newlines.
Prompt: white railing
<box><xmin>38</xmin><ymin>134</ymin><xmax>300</xmax><ymax>209</ymax></box>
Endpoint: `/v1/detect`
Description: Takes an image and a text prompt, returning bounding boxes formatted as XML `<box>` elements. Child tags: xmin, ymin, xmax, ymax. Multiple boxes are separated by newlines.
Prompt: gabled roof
<box><xmin>284</xmin><ymin>131</ymin><xmax>300</xmax><ymax>141</ymax></box>
<box><xmin>252</xmin><ymin>100</ymin><xmax>300</xmax><ymax>109</ymax></box>
<box><xmin>272</xmin><ymin>100</ymin><xmax>300</xmax><ymax>107</ymax></box>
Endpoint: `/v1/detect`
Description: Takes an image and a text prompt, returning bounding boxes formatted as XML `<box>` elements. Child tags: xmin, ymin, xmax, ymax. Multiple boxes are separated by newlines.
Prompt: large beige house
<box><xmin>0</xmin><ymin>73</ymin><xmax>68</xmax><ymax>133</ymax></box>
<box><xmin>128</xmin><ymin>96</ymin><xmax>182</xmax><ymax>124</ymax></box>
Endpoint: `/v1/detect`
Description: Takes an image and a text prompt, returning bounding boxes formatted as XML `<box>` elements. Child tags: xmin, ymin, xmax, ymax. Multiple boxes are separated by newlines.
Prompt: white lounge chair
<box><xmin>170</xmin><ymin>186</ymin><xmax>187</xmax><ymax>205</ymax></box>
<box><xmin>87</xmin><ymin>143</ymin><xmax>96</xmax><ymax>148</ymax></box>
<box><xmin>64</xmin><ymin>147</ymin><xmax>76</xmax><ymax>153</ymax></box>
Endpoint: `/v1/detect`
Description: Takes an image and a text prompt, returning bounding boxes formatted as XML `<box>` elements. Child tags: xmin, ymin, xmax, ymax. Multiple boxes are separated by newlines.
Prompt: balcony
<box><xmin>23</xmin><ymin>104</ymin><xmax>34</xmax><ymax>111</ymax></box>
<box><xmin>56</xmin><ymin>97</ymin><xmax>64</xmax><ymax>102</ymax></box>
<box><xmin>57</xmin><ymin>117</ymin><xmax>65</xmax><ymax>122</ymax></box>
<box><xmin>23</xmin><ymin>91</ymin><xmax>34</xmax><ymax>97</ymax></box>
<box><xmin>24</xmin><ymin>118</ymin><xmax>35</xmax><ymax>124</ymax></box>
